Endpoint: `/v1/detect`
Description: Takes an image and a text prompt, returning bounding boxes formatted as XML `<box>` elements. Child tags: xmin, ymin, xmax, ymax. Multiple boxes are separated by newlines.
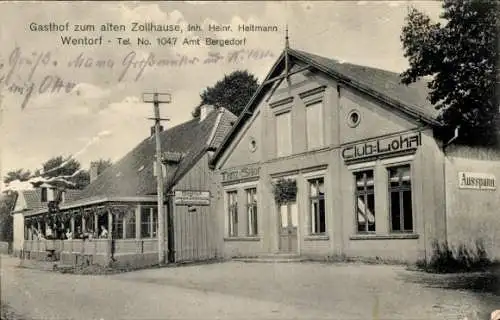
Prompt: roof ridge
<box><xmin>291</xmin><ymin>49</ymin><xmax>402</xmax><ymax>76</ymax></box>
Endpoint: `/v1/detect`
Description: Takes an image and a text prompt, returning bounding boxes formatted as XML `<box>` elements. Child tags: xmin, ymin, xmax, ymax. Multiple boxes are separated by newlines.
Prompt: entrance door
<box><xmin>279</xmin><ymin>202</ymin><xmax>298</xmax><ymax>253</ymax></box>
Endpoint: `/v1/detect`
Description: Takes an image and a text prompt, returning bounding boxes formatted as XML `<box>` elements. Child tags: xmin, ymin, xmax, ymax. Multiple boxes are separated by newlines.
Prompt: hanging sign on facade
<box><xmin>342</xmin><ymin>132</ymin><xmax>421</xmax><ymax>161</ymax></box>
<box><xmin>458</xmin><ymin>172</ymin><xmax>496</xmax><ymax>190</ymax></box>
<box><xmin>221</xmin><ymin>166</ymin><xmax>260</xmax><ymax>183</ymax></box>
<box><xmin>174</xmin><ymin>190</ymin><xmax>211</xmax><ymax>206</ymax></box>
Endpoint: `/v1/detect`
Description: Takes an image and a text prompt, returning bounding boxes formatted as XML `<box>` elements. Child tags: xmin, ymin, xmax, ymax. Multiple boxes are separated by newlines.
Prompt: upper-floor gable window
<box><xmin>41</xmin><ymin>187</ymin><xmax>47</xmax><ymax>202</ymax></box>
<box><xmin>40</xmin><ymin>187</ymin><xmax>56</xmax><ymax>202</ymax></box>
<box><xmin>305</xmin><ymin>101</ymin><xmax>324</xmax><ymax>150</ymax></box>
<box><xmin>276</xmin><ymin>111</ymin><xmax>292</xmax><ymax>157</ymax></box>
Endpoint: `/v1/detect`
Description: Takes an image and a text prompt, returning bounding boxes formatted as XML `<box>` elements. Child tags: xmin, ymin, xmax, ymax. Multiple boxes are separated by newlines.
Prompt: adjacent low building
<box><xmin>209</xmin><ymin>47</ymin><xmax>500</xmax><ymax>263</ymax></box>
<box><xmin>16</xmin><ymin>106</ymin><xmax>237</xmax><ymax>267</ymax></box>
<box><xmin>11</xmin><ymin>182</ymin><xmax>81</xmax><ymax>257</ymax></box>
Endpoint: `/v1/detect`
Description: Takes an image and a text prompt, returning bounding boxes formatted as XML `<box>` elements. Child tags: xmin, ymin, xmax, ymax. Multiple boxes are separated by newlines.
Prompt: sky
<box><xmin>0</xmin><ymin>1</ymin><xmax>443</xmax><ymax>189</ymax></box>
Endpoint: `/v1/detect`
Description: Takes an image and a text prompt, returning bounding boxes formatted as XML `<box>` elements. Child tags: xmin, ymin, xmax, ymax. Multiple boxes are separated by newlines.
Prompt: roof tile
<box><xmin>72</xmin><ymin>108</ymin><xmax>235</xmax><ymax>201</ymax></box>
<box><xmin>291</xmin><ymin>49</ymin><xmax>439</xmax><ymax>120</ymax></box>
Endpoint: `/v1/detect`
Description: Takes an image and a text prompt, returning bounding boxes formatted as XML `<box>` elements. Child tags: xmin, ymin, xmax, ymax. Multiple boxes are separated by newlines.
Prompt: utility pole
<box><xmin>142</xmin><ymin>92</ymin><xmax>171</xmax><ymax>265</ymax></box>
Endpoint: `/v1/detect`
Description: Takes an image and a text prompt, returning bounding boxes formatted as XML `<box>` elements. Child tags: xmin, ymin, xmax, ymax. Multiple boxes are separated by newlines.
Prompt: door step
<box><xmin>233</xmin><ymin>253</ymin><xmax>306</xmax><ymax>263</ymax></box>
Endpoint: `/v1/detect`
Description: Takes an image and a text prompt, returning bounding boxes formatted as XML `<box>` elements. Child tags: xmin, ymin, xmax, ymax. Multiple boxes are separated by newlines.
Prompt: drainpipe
<box><xmin>444</xmin><ymin>126</ymin><xmax>460</xmax><ymax>151</ymax></box>
<box><xmin>440</xmin><ymin>125</ymin><xmax>460</xmax><ymax>259</ymax></box>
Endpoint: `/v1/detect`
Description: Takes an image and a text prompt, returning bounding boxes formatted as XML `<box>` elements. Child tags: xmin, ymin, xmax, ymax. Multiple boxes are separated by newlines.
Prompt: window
<box><xmin>355</xmin><ymin>170</ymin><xmax>375</xmax><ymax>232</ymax></box>
<box><xmin>249</xmin><ymin>137</ymin><xmax>257</xmax><ymax>153</ymax></box>
<box><xmin>140</xmin><ymin>207</ymin><xmax>158</xmax><ymax>238</ymax></box>
<box><xmin>276</xmin><ymin>111</ymin><xmax>292</xmax><ymax>157</ymax></box>
<box><xmin>347</xmin><ymin>110</ymin><xmax>361</xmax><ymax>128</ymax></box>
<box><xmin>47</xmin><ymin>188</ymin><xmax>54</xmax><ymax>202</ymax></box>
<box><xmin>309</xmin><ymin>178</ymin><xmax>326</xmax><ymax>234</ymax></box>
<box><xmin>125</xmin><ymin>213</ymin><xmax>136</xmax><ymax>239</ymax></box>
<box><xmin>83</xmin><ymin>213</ymin><xmax>93</xmax><ymax>233</ymax></box>
<box><xmin>246</xmin><ymin>188</ymin><xmax>258</xmax><ymax>236</ymax></box>
<box><xmin>306</xmin><ymin>102</ymin><xmax>324</xmax><ymax>150</ymax></box>
<box><xmin>113</xmin><ymin>215</ymin><xmax>124</xmax><ymax>239</ymax></box>
<box><xmin>389</xmin><ymin>165</ymin><xmax>413</xmax><ymax>232</ymax></box>
<box><xmin>227</xmin><ymin>191</ymin><xmax>238</xmax><ymax>237</ymax></box>
<box><xmin>41</xmin><ymin>188</ymin><xmax>47</xmax><ymax>202</ymax></box>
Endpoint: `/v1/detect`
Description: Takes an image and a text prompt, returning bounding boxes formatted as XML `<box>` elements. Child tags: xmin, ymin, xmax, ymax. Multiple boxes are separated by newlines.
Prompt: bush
<box><xmin>272</xmin><ymin>178</ymin><xmax>297</xmax><ymax>204</ymax></box>
<box><xmin>416</xmin><ymin>239</ymin><xmax>491</xmax><ymax>273</ymax></box>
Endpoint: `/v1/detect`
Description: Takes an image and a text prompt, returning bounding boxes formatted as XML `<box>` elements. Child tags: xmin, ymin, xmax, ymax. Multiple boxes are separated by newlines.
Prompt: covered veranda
<box><xmin>21</xmin><ymin>196</ymin><xmax>164</xmax><ymax>267</ymax></box>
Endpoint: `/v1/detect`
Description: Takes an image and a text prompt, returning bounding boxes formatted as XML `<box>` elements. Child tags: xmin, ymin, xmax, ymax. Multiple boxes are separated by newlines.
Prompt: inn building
<box><xmin>209</xmin><ymin>46</ymin><xmax>500</xmax><ymax>263</ymax></box>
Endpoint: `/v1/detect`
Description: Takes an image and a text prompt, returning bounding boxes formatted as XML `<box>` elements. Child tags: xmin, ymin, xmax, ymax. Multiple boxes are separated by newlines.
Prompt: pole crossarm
<box><xmin>142</xmin><ymin>92</ymin><xmax>172</xmax><ymax>103</ymax></box>
<box><xmin>147</xmin><ymin>117</ymin><xmax>170</xmax><ymax>121</ymax></box>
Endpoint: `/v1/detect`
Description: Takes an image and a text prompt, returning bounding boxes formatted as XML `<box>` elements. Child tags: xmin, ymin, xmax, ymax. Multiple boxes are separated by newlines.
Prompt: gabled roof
<box><xmin>291</xmin><ymin>50</ymin><xmax>440</xmax><ymax>121</ymax></box>
<box><xmin>72</xmin><ymin>108</ymin><xmax>236</xmax><ymax>201</ymax></box>
<box><xmin>65</xmin><ymin>189</ymin><xmax>82</xmax><ymax>202</ymax></box>
<box><xmin>210</xmin><ymin>48</ymin><xmax>442</xmax><ymax>167</ymax></box>
<box><xmin>23</xmin><ymin>189</ymin><xmax>43</xmax><ymax>211</ymax></box>
<box><xmin>12</xmin><ymin>187</ymin><xmax>82</xmax><ymax>214</ymax></box>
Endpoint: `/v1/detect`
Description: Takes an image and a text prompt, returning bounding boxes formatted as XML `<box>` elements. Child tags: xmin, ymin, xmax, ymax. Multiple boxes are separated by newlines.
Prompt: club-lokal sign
<box><xmin>342</xmin><ymin>132</ymin><xmax>421</xmax><ymax>161</ymax></box>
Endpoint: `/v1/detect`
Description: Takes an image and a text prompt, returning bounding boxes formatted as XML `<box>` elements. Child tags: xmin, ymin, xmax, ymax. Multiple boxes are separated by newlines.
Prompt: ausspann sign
<box><xmin>458</xmin><ymin>172</ymin><xmax>496</xmax><ymax>190</ymax></box>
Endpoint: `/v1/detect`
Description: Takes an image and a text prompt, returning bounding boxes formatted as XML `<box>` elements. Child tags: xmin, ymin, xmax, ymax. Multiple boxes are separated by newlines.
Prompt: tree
<box><xmin>192</xmin><ymin>70</ymin><xmax>259</xmax><ymax>118</ymax></box>
<box><xmin>400</xmin><ymin>0</ymin><xmax>499</xmax><ymax>145</ymax></box>
<box><xmin>91</xmin><ymin>158</ymin><xmax>113</xmax><ymax>175</ymax></box>
<box><xmin>3</xmin><ymin>169</ymin><xmax>31</xmax><ymax>183</ymax></box>
<box><xmin>41</xmin><ymin>156</ymin><xmax>81</xmax><ymax>177</ymax></box>
<box><xmin>38</xmin><ymin>156</ymin><xmax>89</xmax><ymax>190</ymax></box>
<box><xmin>0</xmin><ymin>191</ymin><xmax>16</xmax><ymax>242</ymax></box>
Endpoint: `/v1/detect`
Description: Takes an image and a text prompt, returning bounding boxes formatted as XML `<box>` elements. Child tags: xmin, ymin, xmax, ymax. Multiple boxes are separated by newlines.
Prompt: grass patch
<box><xmin>416</xmin><ymin>240</ymin><xmax>492</xmax><ymax>273</ymax></box>
<box><xmin>1</xmin><ymin>301</ymin><xmax>27</xmax><ymax>320</ymax></box>
<box><xmin>55</xmin><ymin>258</ymin><xmax>225</xmax><ymax>275</ymax></box>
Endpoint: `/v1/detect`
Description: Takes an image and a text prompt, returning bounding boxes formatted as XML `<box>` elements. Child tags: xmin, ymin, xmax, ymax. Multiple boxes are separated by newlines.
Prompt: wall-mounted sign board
<box><xmin>174</xmin><ymin>190</ymin><xmax>210</xmax><ymax>206</ymax></box>
<box><xmin>458</xmin><ymin>172</ymin><xmax>496</xmax><ymax>190</ymax></box>
<box><xmin>342</xmin><ymin>132</ymin><xmax>421</xmax><ymax>161</ymax></box>
<box><xmin>221</xmin><ymin>166</ymin><xmax>260</xmax><ymax>183</ymax></box>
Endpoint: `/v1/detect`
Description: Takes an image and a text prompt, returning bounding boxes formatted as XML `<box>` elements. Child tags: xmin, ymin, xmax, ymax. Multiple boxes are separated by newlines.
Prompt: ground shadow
<box><xmin>402</xmin><ymin>265</ymin><xmax>500</xmax><ymax>296</ymax></box>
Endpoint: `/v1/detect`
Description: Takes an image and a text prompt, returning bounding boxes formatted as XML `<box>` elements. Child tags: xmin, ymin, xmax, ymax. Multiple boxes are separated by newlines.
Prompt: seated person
<box><xmin>46</xmin><ymin>226</ymin><xmax>54</xmax><ymax>240</ymax></box>
<box><xmin>75</xmin><ymin>226</ymin><xmax>83</xmax><ymax>239</ymax></box>
<box><xmin>100</xmin><ymin>225</ymin><xmax>109</xmax><ymax>238</ymax></box>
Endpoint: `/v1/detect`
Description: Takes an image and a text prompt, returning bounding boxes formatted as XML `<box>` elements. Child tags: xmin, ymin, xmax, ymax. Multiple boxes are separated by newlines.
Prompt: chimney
<box><xmin>90</xmin><ymin>162</ymin><xmax>99</xmax><ymax>183</ymax></box>
<box><xmin>150</xmin><ymin>125</ymin><xmax>164</xmax><ymax>137</ymax></box>
<box><xmin>200</xmin><ymin>104</ymin><xmax>215</xmax><ymax>121</ymax></box>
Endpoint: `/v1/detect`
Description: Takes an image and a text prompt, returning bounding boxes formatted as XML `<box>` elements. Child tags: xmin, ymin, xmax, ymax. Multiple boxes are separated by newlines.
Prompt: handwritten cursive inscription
<box><xmin>0</xmin><ymin>47</ymin><xmax>77</xmax><ymax>109</ymax></box>
<box><xmin>1</xmin><ymin>46</ymin><xmax>276</xmax><ymax>109</ymax></box>
<box><xmin>118</xmin><ymin>51</ymin><xmax>200</xmax><ymax>81</ymax></box>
